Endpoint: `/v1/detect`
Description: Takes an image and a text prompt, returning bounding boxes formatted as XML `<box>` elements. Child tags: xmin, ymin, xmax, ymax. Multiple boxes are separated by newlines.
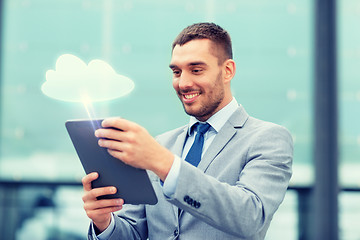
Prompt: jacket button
<box><xmin>174</xmin><ymin>229</ymin><xmax>179</xmax><ymax>236</ymax></box>
<box><xmin>184</xmin><ymin>195</ymin><xmax>190</xmax><ymax>203</ymax></box>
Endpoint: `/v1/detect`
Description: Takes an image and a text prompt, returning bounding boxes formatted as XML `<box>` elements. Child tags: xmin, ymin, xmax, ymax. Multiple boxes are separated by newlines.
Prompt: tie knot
<box><xmin>195</xmin><ymin>122</ymin><xmax>211</xmax><ymax>135</ymax></box>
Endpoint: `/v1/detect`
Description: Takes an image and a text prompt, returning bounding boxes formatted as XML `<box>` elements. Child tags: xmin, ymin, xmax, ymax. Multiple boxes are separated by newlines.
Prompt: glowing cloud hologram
<box><xmin>42</xmin><ymin>54</ymin><xmax>135</xmax><ymax>102</ymax></box>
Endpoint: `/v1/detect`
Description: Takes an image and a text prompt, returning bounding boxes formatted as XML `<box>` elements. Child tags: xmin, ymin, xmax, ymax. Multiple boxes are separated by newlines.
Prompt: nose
<box><xmin>177</xmin><ymin>72</ymin><xmax>194</xmax><ymax>90</ymax></box>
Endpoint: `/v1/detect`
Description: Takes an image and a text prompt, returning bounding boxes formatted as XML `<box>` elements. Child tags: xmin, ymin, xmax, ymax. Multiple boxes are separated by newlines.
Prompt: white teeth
<box><xmin>184</xmin><ymin>93</ymin><xmax>199</xmax><ymax>99</ymax></box>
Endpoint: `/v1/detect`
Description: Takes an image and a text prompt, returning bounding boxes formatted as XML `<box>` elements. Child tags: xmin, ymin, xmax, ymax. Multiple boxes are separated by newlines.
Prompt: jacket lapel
<box><xmin>172</xmin><ymin>126</ymin><xmax>188</xmax><ymax>157</ymax></box>
<box><xmin>198</xmin><ymin>106</ymin><xmax>249</xmax><ymax>172</ymax></box>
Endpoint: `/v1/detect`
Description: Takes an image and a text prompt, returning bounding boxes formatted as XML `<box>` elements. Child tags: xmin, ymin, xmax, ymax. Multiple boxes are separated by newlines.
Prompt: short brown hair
<box><xmin>172</xmin><ymin>22</ymin><xmax>233</xmax><ymax>64</ymax></box>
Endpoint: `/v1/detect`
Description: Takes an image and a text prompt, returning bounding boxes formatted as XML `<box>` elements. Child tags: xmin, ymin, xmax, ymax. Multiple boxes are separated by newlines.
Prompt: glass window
<box><xmin>338</xmin><ymin>0</ymin><xmax>360</xmax><ymax>187</ymax></box>
<box><xmin>338</xmin><ymin>1</ymin><xmax>360</xmax><ymax>238</ymax></box>
<box><xmin>0</xmin><ymin>0</ymin><xmax>313</xmax><ymax>184</ymax></box>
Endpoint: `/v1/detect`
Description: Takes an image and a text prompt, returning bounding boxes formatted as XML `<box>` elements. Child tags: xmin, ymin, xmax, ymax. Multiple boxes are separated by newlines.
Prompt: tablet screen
<box><xmin>65</xmin><ymin>119</ymin><xmax>158</xmax><ymax>205</ymax></box>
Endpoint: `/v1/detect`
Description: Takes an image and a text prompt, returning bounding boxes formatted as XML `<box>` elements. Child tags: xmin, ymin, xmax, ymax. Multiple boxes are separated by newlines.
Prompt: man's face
<box><xmin>170</xmin><ymin>39</ymin><xmax>228</xmax><ymax>122</ymax></box>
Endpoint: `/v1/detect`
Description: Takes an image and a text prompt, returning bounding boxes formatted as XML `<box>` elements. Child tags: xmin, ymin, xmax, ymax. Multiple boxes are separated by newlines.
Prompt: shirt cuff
<box><xmin>162</xmin><ymin>155</ymin><xmax>181</xmax><ymax>197</ymax></box>
<box><xmin>91</xmin><ymin>213</ymin><xmax>115</xmax><ymax>240</ymax></box>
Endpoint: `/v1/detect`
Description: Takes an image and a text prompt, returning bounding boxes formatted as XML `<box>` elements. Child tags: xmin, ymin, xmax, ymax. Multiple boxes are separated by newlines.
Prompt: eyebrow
<box><xmin>189</xmin><ymin>61</ymin><xmax>207</xmax><ymax>66</ymax></box>
<box><xmin>169</xmin><ymin>61</ymin><xmax>207</xmax><ymax>69</ymax></box>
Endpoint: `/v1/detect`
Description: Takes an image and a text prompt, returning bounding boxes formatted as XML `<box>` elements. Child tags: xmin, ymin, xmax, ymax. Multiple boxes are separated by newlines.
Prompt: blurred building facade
<box><xmin>0</xmin><ymin>0</ymin><xmax>359</xmax><ymax>239</ymax></box>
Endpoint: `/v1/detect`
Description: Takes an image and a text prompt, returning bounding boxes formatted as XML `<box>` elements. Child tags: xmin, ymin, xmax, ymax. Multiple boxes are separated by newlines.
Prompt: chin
<box><xmin>184</xmin><ymin>108</ymin><xmax>198</xmax><ymax>117</ymax></box>
<box><xmin>182</xmin><ymin>103</ymin><xmax>208</xmax><ymax>119</ymax></box>
<box><xmin>184</xmin><ymin>110</ymin><xmax>204</xmax><ymax>120</ymax></box>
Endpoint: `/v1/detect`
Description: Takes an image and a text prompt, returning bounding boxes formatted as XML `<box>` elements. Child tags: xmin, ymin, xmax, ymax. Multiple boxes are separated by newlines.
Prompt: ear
<box><xmin>222</xmin><ymin>59</ymin><xmax>236</xmax><ymax>84</ymax></box>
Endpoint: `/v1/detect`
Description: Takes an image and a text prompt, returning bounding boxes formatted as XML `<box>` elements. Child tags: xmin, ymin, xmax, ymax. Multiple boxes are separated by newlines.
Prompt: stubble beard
<box><xmin>180</xmin><ymin>72</ymin><xmax>224</xmax><ymax>121</ymax></box>
<box><xmin>183</xmin><ymin>93</ymin><xmax>223</xmax><ymax>121</ymax></box>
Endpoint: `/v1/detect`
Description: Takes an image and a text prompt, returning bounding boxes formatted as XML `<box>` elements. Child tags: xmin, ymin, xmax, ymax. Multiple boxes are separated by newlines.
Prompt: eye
<box><xmin>172</xmin><ymin>69</ymin><xmax>181</xmax><ymax>77</ymax></box>
<box><xmin>192</xmin><ymin>68</ymin><xmax>203</xmax><ymax>74</ymax></box>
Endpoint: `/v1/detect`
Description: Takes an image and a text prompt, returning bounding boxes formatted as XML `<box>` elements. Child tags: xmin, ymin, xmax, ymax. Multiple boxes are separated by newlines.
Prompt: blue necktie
<box><xmin>185</xmin><ymin>123</ymin><xmax>211</xmax><ymax>167</ymax></box>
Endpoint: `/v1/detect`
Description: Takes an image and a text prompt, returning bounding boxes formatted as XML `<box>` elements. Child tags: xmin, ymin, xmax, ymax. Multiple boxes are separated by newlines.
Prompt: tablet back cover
<box><xmin>65</xmin><ymin>119</ymin><xmax>157</xmax><ymax>205</ymax></box>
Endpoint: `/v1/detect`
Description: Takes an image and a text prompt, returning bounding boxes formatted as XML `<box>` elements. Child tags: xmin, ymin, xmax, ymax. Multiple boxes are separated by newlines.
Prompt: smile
<box><xmin>184</xmin><ymin>93</ymin><xmax>200</xmax><ymax>99</ymax></box>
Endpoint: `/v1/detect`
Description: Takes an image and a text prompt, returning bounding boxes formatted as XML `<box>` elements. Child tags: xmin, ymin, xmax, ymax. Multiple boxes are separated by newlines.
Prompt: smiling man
<box><xmin>82</xmin><ymin>22</ymin><xmax>293</xmax><ymax>240</ymax></box>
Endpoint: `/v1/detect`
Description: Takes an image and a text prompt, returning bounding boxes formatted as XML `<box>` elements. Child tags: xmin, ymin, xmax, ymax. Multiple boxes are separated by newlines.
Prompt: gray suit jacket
<box><xmin>88</xmin><ymin>105</ymin><xmax>293</xmax><ymax>240</ymax></box>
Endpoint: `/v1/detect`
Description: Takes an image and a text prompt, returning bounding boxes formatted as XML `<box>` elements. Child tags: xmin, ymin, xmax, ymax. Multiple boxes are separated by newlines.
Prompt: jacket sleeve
<box><xmin>88</xmin><ymin>204</ymin><xmax>148</xmax><ymax>240</ymax></box>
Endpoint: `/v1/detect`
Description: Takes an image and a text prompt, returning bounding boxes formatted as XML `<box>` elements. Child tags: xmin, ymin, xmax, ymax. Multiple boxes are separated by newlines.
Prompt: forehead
<box><xmin>170</xmin><ymin>39</ymin><xmax>218</xmax><ymax>67</ymax></box>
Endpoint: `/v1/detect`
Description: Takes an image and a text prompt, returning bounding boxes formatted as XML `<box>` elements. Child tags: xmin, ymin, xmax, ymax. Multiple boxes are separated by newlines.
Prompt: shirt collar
<box><xmin>187</xmin><ymin>97</ymin><xmax>239</xmax><ymax>135</ymax></box>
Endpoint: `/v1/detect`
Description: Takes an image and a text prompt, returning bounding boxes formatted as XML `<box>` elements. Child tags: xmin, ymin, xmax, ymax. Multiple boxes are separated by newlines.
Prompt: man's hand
<box><xmin>94</xmin><ymin>117</ymin><xmax>174</xmax><ymax>181</ymax></box>
<box><xmin>82</xmin><ymin>172</ymin><xmax>124</xmax><ymax>233</ymax></box>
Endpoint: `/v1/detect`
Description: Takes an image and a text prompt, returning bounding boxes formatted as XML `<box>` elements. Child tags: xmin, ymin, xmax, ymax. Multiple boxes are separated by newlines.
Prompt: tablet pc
<box><xmin>65</xmin><ymin>119</ymin><xmax>158</xmax><ymax>205</ymax></box>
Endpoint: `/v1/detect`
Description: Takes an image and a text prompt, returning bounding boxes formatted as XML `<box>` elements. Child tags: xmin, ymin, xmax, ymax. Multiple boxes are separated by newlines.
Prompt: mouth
<box><xmin>181</xmin><ymin>92</ymin><xmax>200</xmax><ymax>103</ymax></box>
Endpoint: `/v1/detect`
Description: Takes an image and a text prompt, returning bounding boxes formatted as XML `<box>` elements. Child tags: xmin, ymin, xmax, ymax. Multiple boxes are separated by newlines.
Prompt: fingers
<box><xmin>101</xmin><ymin>117</ymin><xmax>134</xmax><ymax>131</ymax></box>
<box><xmin>82</xmin><ymin>172</ymin><xmax>98</xmax><ymax>192</ymax></box>
<box><xmin>95</xmin><ymin>119</ymin><xmax>138</xmax><ymax>152</ymax></box>
<box><xmin>86</xmin><ymin>205</ymin><xmax>123</xmax><ymax>222</ymax></box>
<box><xmin>95</xmin><ymin>117</ymin><xmax>146</xmax><ymax>143</ymax></box>
<box><xmin>107</xmin><ymin>149</ymin><xmax>126</xmax><ymax>162</ymax></box>
<box><xmin>81</xmin><ymin>172</ymin><xmax>125</xmax><ymax>228</ymax></box>
<box><xmin>84</xmin><ymin>198</ymin><xmax>124</xmax><ymax>212</ymax></box>
<box><xmin>82</xmin><ymin>185</ymin><xmax>118</xmax><ymax>202</ymax></box>
<box><xmin>95</xmin><ymin>128</ymin><xmax>125</xmax><ymax>142</ymax></box>
<box><xmin>97</xmin><ymin>138</ymin><xmax>126</xmax><ymax>151</ymax></box>
<box><xmin>83</xmin><ymin>194</ymin><xmax>124</xmax><ymax>227</ymax></box>
<box><xmin>82</xmin><ymin>172</ymin><xmax>118</xmax><ymax>200</ymax></box>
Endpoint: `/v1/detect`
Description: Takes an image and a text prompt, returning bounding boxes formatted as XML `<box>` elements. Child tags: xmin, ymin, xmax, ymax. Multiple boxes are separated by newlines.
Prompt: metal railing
<box><xmin>0</xmin><ymin>180</ymin><xmax>359</xmax><ymax>240</ymax></box>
